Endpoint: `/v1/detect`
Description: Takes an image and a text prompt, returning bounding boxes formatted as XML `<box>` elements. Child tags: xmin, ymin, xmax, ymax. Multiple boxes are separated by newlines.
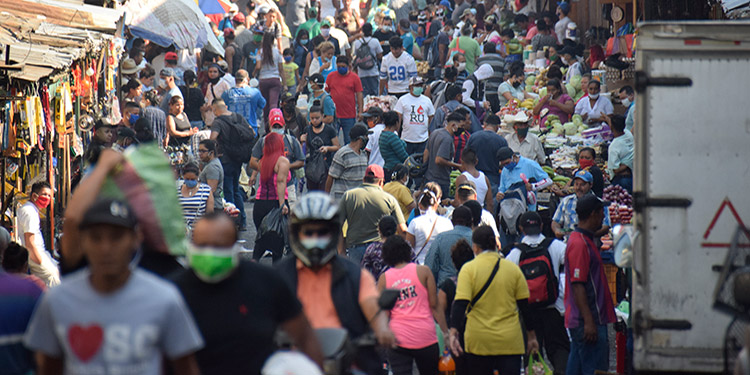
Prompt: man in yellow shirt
<box><xmin>447</xmin><ymin>225</ymin><xmax>539</xmax><ymax>375</ymax></box>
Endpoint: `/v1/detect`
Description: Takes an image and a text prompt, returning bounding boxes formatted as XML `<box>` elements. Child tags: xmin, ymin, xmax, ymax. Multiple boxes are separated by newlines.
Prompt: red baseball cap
<box><xmin>165</xmin><ymin>51</ymin><xmax>178</xmax><ymax>61</ymax></box>
<box><xmin>232</xmin><ymin>12</ymin><xmax>246</xmax><ymax>23</ymax></box>
<box><xmin>365</xmin><ymin>165</ymin><xmax>384</xmax><ymax>179</ymax></box>
<box><xmin>269</xmin><ymin>108</ymin><xmax>285</xmax><ymax>127</ymax></box>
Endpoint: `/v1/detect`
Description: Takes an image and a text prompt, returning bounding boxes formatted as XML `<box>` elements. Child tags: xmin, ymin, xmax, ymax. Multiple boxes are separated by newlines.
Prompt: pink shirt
<box><xmin>256</xmin><ymin>171</ymin><xmax>291</xmax><ymax>200</ymax></box>
<box><xmin>385</xmin><ymin>263</ymin><xmax>437</xmax><ymax>349</ymax></box>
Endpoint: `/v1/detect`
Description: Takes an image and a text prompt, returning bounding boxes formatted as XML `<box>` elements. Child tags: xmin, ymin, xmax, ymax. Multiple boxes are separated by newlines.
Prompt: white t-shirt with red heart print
<box><xmin>24</xmin><ymin>269</ymin><xmax>204</xmax><ymax>373</ymax></box>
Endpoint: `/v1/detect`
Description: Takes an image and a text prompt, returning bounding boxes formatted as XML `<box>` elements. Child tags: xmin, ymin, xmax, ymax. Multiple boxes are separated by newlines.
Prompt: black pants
<box><xmin>387</xmin><ymin>343</ymin><xmax>439</xmax><ymax>375</ymax></box>
<box><xmin>465</xmin><ymin>353</ymin><xmax>522</xmax><ymax>375</ymax></box>
<box><xmin>252</xmin><ymin>199</ymin><xmax>286</xmax><ymax>263</ymax></box>
<box><xmin>527</xmin><ymin>308</ymin><xmax>570</xmax><ymax>375</ymax></box>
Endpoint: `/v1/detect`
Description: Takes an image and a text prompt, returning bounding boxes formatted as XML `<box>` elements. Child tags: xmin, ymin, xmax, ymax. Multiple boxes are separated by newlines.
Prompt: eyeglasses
<box><xmin>303</xmin><ymin>228</ymin><xmax>331</xmax><ymax>237</ymax></box>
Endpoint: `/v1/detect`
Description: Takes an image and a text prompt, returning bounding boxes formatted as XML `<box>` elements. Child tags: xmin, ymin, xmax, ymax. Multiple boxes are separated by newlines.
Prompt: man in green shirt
<box><xmin>448</xmin><ymin>23</ymin><xmax>481</xmax><ymax>74</ymax></box>
<box><xmin>296</xmin><ymin>8</ymin><xmax>320</xmax><ymax>39</ymax></box>
<box><xmin>339</xmin><ymin>165</ymin><xmax>407</xmax><ymax>265</ymax></box>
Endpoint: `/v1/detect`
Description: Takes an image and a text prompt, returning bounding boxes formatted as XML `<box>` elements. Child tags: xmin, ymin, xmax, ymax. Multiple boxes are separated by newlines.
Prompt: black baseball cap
<box><xmin>575</xmin><ymin>193</ymin><xmax>607</xmax><ymax>219</ymax></box>
<box><xmin>362</xmin><ymin>106</ymin><xmax>383</xmax><ymax>118</ymax></box>
<box><xmin>496</xmin><ymin>146</ymin><xmax>514</xmax><ymax>162</ymax></box>
<box><xmin>349</xmin><ymin>123</ymin><xmax>369</xmax><ymax>141</ymax></box>
<box><xmin>79</xmin><ymin>198</ymin><xmax>138</xmax><ymax>230</ymax></box>
<box><xmin>94</xmin><ymin>119</ymin><xmax>117</xmax><ymax>130</ymax></box>
<box><xmin>518</xmin><ymin>211</ymin><xmax>543</xmax><ymax>235</ymax></box>
<box><xmin>307</xmin><ymin>73</ymin><xmax>325</xmax><ymax>86</ymax></box>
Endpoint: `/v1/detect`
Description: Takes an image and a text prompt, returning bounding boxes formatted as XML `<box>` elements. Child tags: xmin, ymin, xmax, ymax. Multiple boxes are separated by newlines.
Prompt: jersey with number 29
<box><xmin>379</xmin><ymin>52</ymin><xmax>418</xmax><ymax>94</ymax></box>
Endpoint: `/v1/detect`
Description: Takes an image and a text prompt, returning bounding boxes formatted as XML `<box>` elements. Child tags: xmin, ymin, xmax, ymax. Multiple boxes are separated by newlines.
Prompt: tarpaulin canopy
<box><xmin>124</xmin><ymin>0</ymin><xmax>224</xmax><ymax>56</ymax></box>
<box><xmin>197</xmin><ymin>0</ymin><xmax>233</xmax><ymax>15</ymax></box>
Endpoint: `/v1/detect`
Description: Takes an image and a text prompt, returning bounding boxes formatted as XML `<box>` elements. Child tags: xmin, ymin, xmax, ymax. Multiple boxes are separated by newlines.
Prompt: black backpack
<box><xmin>354</xmin><ymin>38</ymin><xmax>376</xmax><ymax>70</ymax></box>
<box><xmin>517</xmin><ymin>238</ymin><xmax>559</xmax><ymax>309</ymax></box>
<box><xmin>215</xmin><ymin>113</ymin><xmax>256</xmax><ymax>163</ymax></box>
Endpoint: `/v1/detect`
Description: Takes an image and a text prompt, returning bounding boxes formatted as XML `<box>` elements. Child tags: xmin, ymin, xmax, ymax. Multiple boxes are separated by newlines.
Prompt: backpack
<box><xmin>468</xmin><ymin>75</ymin><xmax>485</xmax><ymax>102</ymax></box>
<box><xmin>498</xmin><ymin>181</ymin><xmax>528</xmax><ymax>237</ymax></box>
<box><xmin>427</xmin><ymin>32</ymin><xmax>442</xmax><ymax>68</ymax></box>
<box><xmin>517</xmin><ymin>238</ymin><xmax>559</xmax><ymax>309</ymax></box>
<box><xmin>215</xmin><ymin>113</ymin><xmax>256</xmax><ymax>163</ymax></box>
<box><xmin>354</xmin><ymin>38</ymin><xmax>376</xmax><ymax>70</ymax></box>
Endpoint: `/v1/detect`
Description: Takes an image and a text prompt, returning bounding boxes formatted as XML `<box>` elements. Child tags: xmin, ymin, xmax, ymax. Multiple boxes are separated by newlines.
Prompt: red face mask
<box><xmin>35</xmin><ymin>195</ymin><xmax>51</xmax><ymax>209</ymax></box>
<box><xmin>579</xmin><ymin>159</ymin><xmax>595</xmax><ymax>170</ymax></box>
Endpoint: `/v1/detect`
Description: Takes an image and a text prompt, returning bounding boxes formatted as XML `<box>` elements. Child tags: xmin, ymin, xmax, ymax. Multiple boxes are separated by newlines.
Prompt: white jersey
<box><xmin>379</xmin><ymin>52</ymin><xmax>418</xmax><ymax>94</ymax></box>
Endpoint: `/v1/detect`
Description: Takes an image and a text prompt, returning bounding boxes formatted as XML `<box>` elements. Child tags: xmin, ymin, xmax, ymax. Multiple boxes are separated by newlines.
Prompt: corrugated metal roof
<box><xmin>0</xmin><ymin>0</ymin><xmax>122</xmax><ymax>32</ymax></box>
<box><xmin>0</xmin><ymin>3</ymin><xmax>120</xmax><ymax>81</ymax></box>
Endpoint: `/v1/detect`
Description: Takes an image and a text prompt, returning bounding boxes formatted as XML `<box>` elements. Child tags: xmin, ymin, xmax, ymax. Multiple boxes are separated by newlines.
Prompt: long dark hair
<box><xmin>261</xmin><ymin>32</ymin><xmax>275</xmax><ymax>66</ymax></box>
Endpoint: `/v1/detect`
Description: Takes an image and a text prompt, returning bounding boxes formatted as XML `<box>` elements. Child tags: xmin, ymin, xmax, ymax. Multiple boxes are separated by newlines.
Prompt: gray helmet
<box><xmin>289</xmin><ymin>192</ymin><xmax>341</xmax><ymax>268</ymax></box>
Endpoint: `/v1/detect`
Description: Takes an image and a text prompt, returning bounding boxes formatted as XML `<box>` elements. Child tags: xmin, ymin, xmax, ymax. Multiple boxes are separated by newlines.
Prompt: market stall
<box><xmin>0</xmin><ymin>0</ymin><xmax>123</xmax><ymax>250</ymax></box>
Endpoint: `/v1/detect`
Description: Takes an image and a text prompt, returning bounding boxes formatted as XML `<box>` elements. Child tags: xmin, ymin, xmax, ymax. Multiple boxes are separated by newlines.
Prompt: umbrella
<box><xmin>124</xmin><ymin>0</ymin><xmax>224</xmax><ymax>56</ymax></box>
<box><xmin>197</xmin><ymin>0</ymin><xmax>233</xmax><ymax>15</ymax></box>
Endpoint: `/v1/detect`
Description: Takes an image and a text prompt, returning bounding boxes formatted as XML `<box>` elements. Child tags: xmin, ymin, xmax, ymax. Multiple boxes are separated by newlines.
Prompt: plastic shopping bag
<box><xmin>255</xmin><ymin>207</ymin><xmax>289</xmax><ymax>261</ymax></box>
<box><xmin>527</xmin><ymin>352</ymin><xmax>553</xmax><ymax>375</ymax></box>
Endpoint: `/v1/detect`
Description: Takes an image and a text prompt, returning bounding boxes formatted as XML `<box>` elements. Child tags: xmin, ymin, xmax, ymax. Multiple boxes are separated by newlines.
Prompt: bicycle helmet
<box><xmin>289</xmin><ymin>192</ymin><xmax>341</xmax><ymax>268</ymax></box>
<box><xmin>404</xmin><ymin>153</ymin><xmax>426</xmax><ymax>178</ymax></box>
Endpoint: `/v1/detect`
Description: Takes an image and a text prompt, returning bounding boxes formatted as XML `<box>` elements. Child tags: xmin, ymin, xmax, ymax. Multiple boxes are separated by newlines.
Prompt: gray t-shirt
<box><xmin>424</xmin><ymin>128</ymin><xmax>454</xmax><ymax>185</ymax></box>
<box><xmin>24</xmin><ymin>269</ymin><xmax>204</xmax><ymax>374</ymax></box>
<box><xmin>352</xmin><ymin>37</ymin><xmax>383</xmax><ymax>78</ymax></box>
<box><xmin>252</xmin><ymin>133</ymin><xmax>304</xmax><ymax>186</ymax></box>
<box><xmin>199</xmin><ymin>158</ymin><xmax>224</xmax><ymax>209</ymax></box>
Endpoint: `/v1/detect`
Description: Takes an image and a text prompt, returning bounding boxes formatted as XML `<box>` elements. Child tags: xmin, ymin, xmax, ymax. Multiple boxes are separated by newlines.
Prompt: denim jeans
<box><xmin>346</xmin><ymin>243</ymin><xmax>370</xmax><ymax>266</ymax></box>
<box><xmin>222</xmin><ymin>159</ymin><xmax>246</xmax><ymax>226</ymax></box>
<box><xmin>360</xmin><ymin>76</ymin><xmax>379</xmax><ymax>98</ymax></box>
<box><xmin>405</xmin><ymin>141</ymin><xmax>426</xmax><ymax>156</ymax></box>
<box><xmin>338</xmin><ymin>118</ymin><xmax>356</xmax><ymax>144</ymax></box>
<box><xmin>566</xmin><ymin>324</ymin><xmax>609</xmax><ymax>375</ymax></box>
<box><xmin>611</xmin><ymin>174</ymin><xmax>633</xmax><ymax>194</ymax></box>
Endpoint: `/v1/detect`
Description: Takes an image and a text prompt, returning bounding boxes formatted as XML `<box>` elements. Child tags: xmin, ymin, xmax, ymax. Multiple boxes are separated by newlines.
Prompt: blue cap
<box><xmin>573</xmin><ymin>170</ymin><xmax>593</xmax><ymax>183</ymax></box>
<box><xmin>557</xmin><ymin>1</ymin><xmax>571</xmax><ymax>14</ymax></box>
<box><xmin>439</xmin><ymin>0</ymin><xmax>453</xmax><ymax>11</ymax></box>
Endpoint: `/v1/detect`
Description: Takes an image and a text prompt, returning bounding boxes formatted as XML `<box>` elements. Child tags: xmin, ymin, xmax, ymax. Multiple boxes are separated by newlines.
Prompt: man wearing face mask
<box><xmin>278</xmin><ymin>192</ymin><xmax>397</xmax><ymax>374</ymax></box>
<box><xmin>379</xmin><ymin>37</ymin><xmax>418</xmax><ymax>98</ymax></box>
<box><xmin>119</xmin><ymin>101</ymin><xmax>141</xmax><ymax>129</ymax></box>
<box><xmin>325</xmin><ymin>55</ymin><xmax>364</xmax><ymax>144</ymax></box>
<box><xmin>394</xmin><ymin>76</ymin><xmax>435</xmax><ymax>155</ymax></box>
<box><xmin>171</xmin><ymin>212</ymin><xmax>324</xmax><ymax>374</ymax></box>
<box><xmin>17</xmin><ymin>182</ymin><xmax>60</xmax><ymax>287</ymax></box>
<box><xmin>159</xmin><ymin>68</ymin><xmax>183</xmax><ymax>114</ymax></box>
<box><xmin>424</xmin><ymin>112</ymin><xmax>464</xmax><ymax>198</ymax></box>
<box><xmin>281</xmin><ymin>94</ymin><xmax>307</xmax><ymax>140</ymax></box>
<box><xmin>430</xmin><ymin>84</ymin><xmax>481</xmax><ymax>133</ymax></box>
<box><xmin>310</xmin><ymin>20</ymin><xmax>341</xmax><ymax>56</ymax></box>
<box><xmin>242</xmin><ymin>23</ymin><xmax>265</xmax><ymax>73</ymax></box>
<box><xmin>495</xmin><ymin>147</ymin><xmax>553</xmax><ymax>212</ymax></box>
<box><xmin>618</xmin><ymin>85</ymin><xmax>635</xmax><ymax>131</ymax></box>
<box><xmin>505</xmin><ymin>114</ymin><xmax>546</xmax><ymax>166</ymax></box>
<box><xmin>374</xmin><ymin>16</ymin><xmax>399</xmax><ymax>55</ymax></box>
<box><xmin>306</xmin><ymin>73</ymin><xmax>336</xmax><ymax>126</ymax></box>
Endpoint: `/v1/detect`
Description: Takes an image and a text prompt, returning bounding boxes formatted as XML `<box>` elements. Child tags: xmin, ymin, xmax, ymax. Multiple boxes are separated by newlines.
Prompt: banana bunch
<box><xmin>416</xmin><ymin>61</ymin><xmax>430</xmax><ymax>76</ymax></box>
<box><xmin>519</xmin><ymin>98</ymin><xmax>535</xmax><ymax>109</ymax></box>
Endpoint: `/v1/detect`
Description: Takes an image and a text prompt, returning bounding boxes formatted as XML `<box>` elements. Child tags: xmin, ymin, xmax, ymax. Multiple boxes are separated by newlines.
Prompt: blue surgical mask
<box><xmin>410</xmin><ymin>23</ymin><xmax>419</xmax><ymax>33</ymax></box>
<box><xmin>505</xmin><ymin>161</ymin><xmax>517</xmax><ymax>170</ymax></box>
<box><xmin>337</xmin><ymin>67</ymin><xmax>348</xmax><ymax>75</ymax></box>
<box><xmin>284</xmin><ymin>56</ymin><xmax>292</xmax><ymax>62</ymax></box>
<box><xmin>300</xmin><ymin>39</ymin><xmax>309</xmax><ymax>45</ymax></box>
<box><xmin>184</xmin><ymin>179</ymin><xmax>198</xmax><ymax>188</ymax></box>
<box><xmin>129</xmin><ymin>114</ymin><xmax>140</xmax><ymax>124</ymax></box>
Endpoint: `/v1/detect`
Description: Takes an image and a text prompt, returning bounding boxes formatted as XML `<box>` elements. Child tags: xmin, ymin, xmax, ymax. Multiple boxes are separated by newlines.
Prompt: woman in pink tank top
<box><xmin>378</xmin><ymin>235</ymin><xmax>449</xmax><ymax>375</ymax></box>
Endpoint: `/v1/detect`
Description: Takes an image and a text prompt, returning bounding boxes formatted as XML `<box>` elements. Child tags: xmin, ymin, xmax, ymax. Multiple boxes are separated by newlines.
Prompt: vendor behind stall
<box><xmin>551</xmin><ymin>170</ymin><xmax>611</xmax><ymax>240</ymax></box>
<box><xmin>574</xmin><ymin>79</ymin><xmax>613</xmax><ymax>127</ymax></box>
<box><xmin>533</xmin><ymin>78</ymin><xmax>574</xmax><ymax>125</ymax></box>
<box><xmin>495</xmin><ymin>146</ymin><xmax>552</xmax><ymax>212</ymax></box>
<box><xmin>504</xmin><ymin>112</ymin><xmax>546</xmax><ymax>166</ymax></box>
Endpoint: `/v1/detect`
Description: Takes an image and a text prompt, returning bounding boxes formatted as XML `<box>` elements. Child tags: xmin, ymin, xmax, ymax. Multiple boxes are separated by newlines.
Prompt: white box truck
<box><xmin>632</xmin><ymin>21</ymin><xmax>750</xmax><ymax>373</ymax></box>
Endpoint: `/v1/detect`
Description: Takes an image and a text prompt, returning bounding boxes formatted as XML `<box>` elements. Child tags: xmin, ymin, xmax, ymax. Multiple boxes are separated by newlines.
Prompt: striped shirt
<box><xmin>177</xmin><ymin>181</ymin><xmax>212</xmax><ymax>231</ymax></box>
<box><xmin>379</xmin><ymin>130</ymin><xmax>409</xmax><ymax>170</ymax></box>
<box><xmin>476</xmin><ymin>54</ymin><xmax>506</xmax><ymax>96</ymax></box>
<box><xmin>328</xmin><ymin>144</ymin><xmax>368</xmax><ymax>200</ymax></box>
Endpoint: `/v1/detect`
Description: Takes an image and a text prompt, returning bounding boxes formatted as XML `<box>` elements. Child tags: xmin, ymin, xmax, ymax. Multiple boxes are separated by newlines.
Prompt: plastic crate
<box><xmin>604</xmin><ymin>264</ymin><xmax>619</xmax><ymax>305</ymax></box>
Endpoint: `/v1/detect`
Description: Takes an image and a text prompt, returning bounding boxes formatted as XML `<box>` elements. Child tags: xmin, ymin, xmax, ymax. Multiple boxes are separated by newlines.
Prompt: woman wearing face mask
<box><xmin>384</xmin><ymin>164</ymin><xmax>416</xmax><ymax>219</ymax></box>
<box><xmin>166</xmin><ymin>96</ymin><xmax>199</xmax><ymax>148</ymax></box>
<box><xmin>308</xmin><ymin>41</ymin><xmax>337</xmax><ymax>80</ymax></box>
<box><xmin>253</xmin><ymin>132</ymin><xmax>290</xmax><ymax>263</ymax></box>
<box><xmin>179</xmin><ymin>70</ymin><xmax>206</xmax><ymax>129</ymax></box>
<box><xmin>574</xmin><ymin>79</ymin><xmax>614</xmax><ymax>126</ymax></box>
<box><xmin>476</xmin><ymin>14</ymin><xmax>502</xmax><ymax>45</ymax></box>
<box><xmin>533</xmin><ymin>78</ymin><xmax>574</xmax><ymax>124</ymax></box>
<box><xmin>256</xmin><ymin>32</ymin><xmax>287</xmax><ymax>121</ymax></box>
<box><xmin>201</xmin><ymin>63</ymin><xmax>232</xmax><ymax>126</ymax></box>
<box><xmin>497</xmin><ymin>68</ymin><xmax>532</xmax><ymax>108</ymax></box>
<box><xmin>452</xmin><ymin>53</ymin><xmax>469</xmax><ymax>87</ymax></box>
<box><xmin>293</xmin><ymin>30</ymin><xmax>310</xmax><ymax>78</ymax></box>
<box><xmin>557</xmin><ymin>147</ymin><xmax>604</xmax><ymax>198</ymax></box>
<box><xmin>177</xmin><ymin>163</ymin><xmax>214</xmax><ymax>235</ymax></box>
<box><xmin>406</xmin><ymin>184</ymin><xmax>454</xmax><ymax>265</ymax></box>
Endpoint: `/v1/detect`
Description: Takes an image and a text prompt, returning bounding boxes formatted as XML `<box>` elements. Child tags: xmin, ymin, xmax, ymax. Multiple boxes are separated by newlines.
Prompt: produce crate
<box><xmin>604</xmin><ymin>264</ymin><xmax>619</xmax><ymax>305</ymax></box>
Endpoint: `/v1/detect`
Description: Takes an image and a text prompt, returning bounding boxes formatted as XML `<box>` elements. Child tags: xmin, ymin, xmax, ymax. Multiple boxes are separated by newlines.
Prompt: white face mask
<box><xmin>320</xmin><ymin>28</ymin><xmax>330</xmax><ymax>37</ymax></box>
<box><xmin>621</xmin><ymin>98</ymin><xmax>631</xmax><ymax>107</ymax></box>
<box><xmin>271</xmin><ymin>127</ymin><xmax>284</xmax><ymax>134</ymax></box>
<box><xmin>589</xmin><ymin>93</ymin><xmax>600</xmax><ymax>100</ymax></box>
<box><xmin>457</xmin><ymin>62</ymin><xmax>466</xmax><ymax>71</ymax></box>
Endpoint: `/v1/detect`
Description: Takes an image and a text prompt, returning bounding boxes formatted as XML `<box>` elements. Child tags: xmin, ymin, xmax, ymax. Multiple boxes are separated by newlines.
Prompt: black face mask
<box><xmin>485</xmin><ymin>24</ymin><xmax>493</xmax><ymax>31</ymax></box>
<box><xmin>313</xmin><ymin>121</ymin><xmax>324</xmax><ymax>128</ymax></box>
<box><xmin>512</xmin><ymin>81</ymin><xmax>522</xmax><ymax>88</ymax></box>
<box><xmin>284</xmin><ymin>103</ymin><xmax>296</xmax><ymax>112</ymax></box>
<box><xmin>517</xmin><ymin>127</ymin><xmax>529</xmax><ymax>137</ymax></box>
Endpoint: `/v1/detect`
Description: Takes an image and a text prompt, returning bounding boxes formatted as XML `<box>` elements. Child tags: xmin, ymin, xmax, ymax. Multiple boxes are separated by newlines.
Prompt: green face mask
<box><xmin>187</xmin><ymin>244</ymin><xmax>239</xmax><ymax>283</ymax></box>
<box><xmin>253</xmin><ymin>34</ymin><xmax>263</xmax><ymax>43</ymax></box>
<box><xmin>412</xmin><ymin>87</ymin><xmax>424</xmax><ymax>96</ymax></box>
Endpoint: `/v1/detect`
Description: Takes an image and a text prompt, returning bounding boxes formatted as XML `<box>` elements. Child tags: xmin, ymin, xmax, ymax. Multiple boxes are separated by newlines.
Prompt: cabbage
<box><xmin>572</xmin><ymin>114</ymin><xmax>583</xmax><ymax>124</ymax></box>
<box><xmin>563</xmin><ymin>122</ymin><xmax>578</xmax><ymax>135</ymax></box>
<box><xmin>578</xmin><ymin>124</ymin><xmax>588</xmax><ymax>132</ymax></box>
<box><xmin>552</xmin><ymin>122</ymin><xmax>563</xmax><ymax>134</ymax></box>
<box><xmin>565</xmin><ymin>83</ymin><xmax>576</xmax><ymax>99</ymax></box>
<box><xmin>526</xmin><ymin>75</ymin><xmax>536</xmax><ymax>86</ymax></box>
<box><xmin>570</xmin><ymin>75</ymin><xmax>582</xmax><ymax>91</ymax></box>
<box><xmin>538</xmin><ymin>87</ymin><xmax>548</xmax><ymax>98</ymax></box>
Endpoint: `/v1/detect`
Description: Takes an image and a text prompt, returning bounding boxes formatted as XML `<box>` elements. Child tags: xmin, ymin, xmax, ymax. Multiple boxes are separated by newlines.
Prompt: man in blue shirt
<box><xmin>398</xmin><ymin>19</ymin><xmax>415</xmax><ymax>55</ymax></box>
<box><xmin>306</xmin><ymin>73</ymin><xmax>336</xmax><ymax>125</ymax></box>
<box><xmin>466</xmin><ymin>114</ymin><xmax>508</xmax><ymax>197</ymax></box>
<box><xmin>606</xmin><ymin>114</ymin><xmax>634</xmax><ymax>193</ymax></box>
<box><xmin>496</xmin><ymin>146</ymin><xmax>552</xmax><ymax>212</ymax></box>
<box><xmin>221</xmin><ymin>69</ymin><xmax>266</xmax><ymax>134</ymax></box>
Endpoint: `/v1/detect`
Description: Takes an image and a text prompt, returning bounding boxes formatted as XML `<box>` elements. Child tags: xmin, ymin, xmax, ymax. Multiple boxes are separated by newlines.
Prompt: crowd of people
<box><xmin>1</xmin><ymin>0</ymin><xmax>639</xmax><ymax>374</ymax></box>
